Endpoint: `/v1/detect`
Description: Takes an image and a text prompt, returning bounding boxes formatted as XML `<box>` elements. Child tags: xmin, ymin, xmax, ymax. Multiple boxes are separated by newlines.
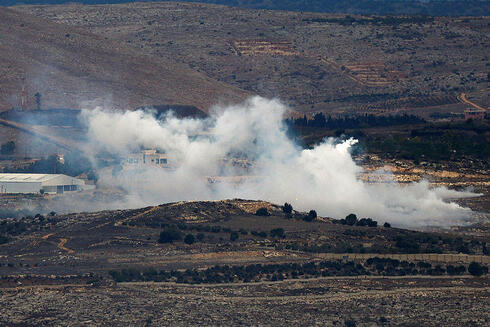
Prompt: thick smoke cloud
<box><xmin>80</xmin><ymin>97</ymin><xmax>476</xmax><ymax>227</ymax></box>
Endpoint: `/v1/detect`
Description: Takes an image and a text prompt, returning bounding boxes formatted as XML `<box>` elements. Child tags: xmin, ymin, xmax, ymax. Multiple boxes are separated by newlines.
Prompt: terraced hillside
<box><xmin>19</xmin><ymin>2</ymin><xmax>489</xmax><ymax>114</ymax></box>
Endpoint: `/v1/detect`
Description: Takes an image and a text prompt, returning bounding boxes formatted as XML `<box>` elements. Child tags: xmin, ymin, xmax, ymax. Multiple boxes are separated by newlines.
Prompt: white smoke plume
<box><xmin>80</xmin><ymin>97</ymin><xmax>476</xmax><ymax>227</ymax></box>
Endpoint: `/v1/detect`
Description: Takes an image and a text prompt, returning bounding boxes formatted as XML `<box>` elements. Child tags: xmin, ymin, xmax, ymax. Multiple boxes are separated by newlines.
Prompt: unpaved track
<box><xmin>114</xmin><ymin>205</ymin><xmax>159</xmax><ymax>227</ymax></box>
<box><xmin>459</xmin><ymin>92</ymin><xmax>487</xmax><ymax>111</ymax></box>
<box><xmin>0</xmin><ymin>118</ymin><xmax>76</xmax><ymax>151</ymax></box>
<box><xmin>57</xmin><ymin>238</ymin><xmax>74</xmax><ymax>254</ymax></box>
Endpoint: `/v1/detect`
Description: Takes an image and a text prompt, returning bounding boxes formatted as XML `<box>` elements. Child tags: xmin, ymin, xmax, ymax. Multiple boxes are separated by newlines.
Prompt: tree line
<box><xmin>285</xmin><ymin>113</ymin><xmax>424</xmax><ymax>130</ymax></box>
<box><xmin>108</xmin><ymin>259</ymin><xmax>488</xmax><ymax>283</ymax></box>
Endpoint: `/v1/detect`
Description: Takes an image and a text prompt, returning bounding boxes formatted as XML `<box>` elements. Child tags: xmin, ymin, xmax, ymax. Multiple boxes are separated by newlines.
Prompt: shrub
<box><xmin>159</xmin><ymin>226</ymin><xmax>183</xmax><ymax>243</ymax></box>
<box><xmin>230</xmin><ymin>232</ymin><xmax>239</xmax><ymax>242</ymax></box>
<box><xmin>357</xmin><ymin>218</ymin><xmax>377</xmax><ymax>227</ymax></box>
<box><xmin>345</xmin><ymin>319</ymin><xmax>356</xmax><ymax>327</ymax></box>
<box><xmin>304</xmin><ymin>210</ymin><xmax>317</xmax><ymax>222</ymax></box>
<box><xmin>383</xmin><ymin>222</ymin><xmax>391</xmax><ymax>228</ymax></box>
<box><xmin>345</xmin><ymin>214</ymin><xmax>358</xmax><ymax>226</ymax></box>
<box><xmin>283</xmin><ymin>202</ymin><xmax>293</xmax><ymax>215</ymax></box>
<box><xmin>184</xmin><ymin>234</ymin><xmax>195</xmax><ymax>245</ymax></box>
<box><xmin>270</xmin><ymin>228</ymin><xmax>285</xmax><ymax>238</ymax></box>
<box><xmin>468</xmin><ymin>262</ymin><xmax>487</xmax><ymax>276</ymax></box>
<box><xmin>256</xmin><ymin>207</ymin><xmax>270</xmax><ymax>216</ymax></box>
<box><xmin>258</xmin><ymin>231</ymin><xmax>267</xmax><ymax>238</ymax></box>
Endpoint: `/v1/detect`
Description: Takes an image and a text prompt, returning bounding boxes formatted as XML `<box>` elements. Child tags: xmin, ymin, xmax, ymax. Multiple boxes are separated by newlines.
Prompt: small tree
<box><xmin>345</xmin><ymin>213</ymin><xmax>358</xmax><ymax>226</ymax></box>
<box><xmin>283</xmin><ymin>202</ymin><xmax>293</xmax><ymax>215</ymax></box>
<box><xmin>383</xmin><ymin>222</ymin><xmax>391</xmax><ymax>228</ymax></box>
<box><xmin>256</xmin><ymin>207</ymin><xmax>270</xmax><ymax>216</ymax></box>
<box><xmin>184</xmin><ymin>234</ymin><xmax>195</xmax><ymax>245</ymax></box>
<box><xmin>230</xmin><ymin>232</ymin><xmax>239</xmax><ymax>242</ymax></box>
<box><xmin>270</xmin><ymin>228</ymin><xmax>285</xmax><ymax>238</ymax></box>
<box><xmin>159</xmin><ymin>226</ymin><xmax>183</xmax><ymax>243</ymax></box>
<box><xmin>304</xmin><ymin>210</ymin><xmax>317</xmax><ymax>222</ymax></box>
<box><xmin>468</xmin><ymin>262</ymin><xmax>486</xmax><ymax>277</ymax></box>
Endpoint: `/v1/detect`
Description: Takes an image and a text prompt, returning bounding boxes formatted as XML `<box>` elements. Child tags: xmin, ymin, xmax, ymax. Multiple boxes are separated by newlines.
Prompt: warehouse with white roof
<box><xmin>0</xmin><ymin>173</ymin><xmax>94</xmax><ymax>194</ymax></box>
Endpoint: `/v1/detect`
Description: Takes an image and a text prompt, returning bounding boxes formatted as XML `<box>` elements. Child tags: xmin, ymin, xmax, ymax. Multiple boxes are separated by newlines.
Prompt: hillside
<box><xmin>19</xmin><ymin>2</ymin><xmax>489</xmax><ymax>115</ymax></box>
<box><xmin>0</xmin><ymin>7</ymin><xmax>249</xmax><ymax>112</ymax></box>
<box><xmin>4</xmin><ymin>0</ymin><xmax>490</xmax><ymax>16</ymax></box>
<box><xmin>0</xmin><ymin>199</ymin><xmax>488</xmax><ymax>325</ymax></box>
<box><xmin>1</xmin><ymin>199</ymin><xmax>488</xmax><ymax>277</ymax></box>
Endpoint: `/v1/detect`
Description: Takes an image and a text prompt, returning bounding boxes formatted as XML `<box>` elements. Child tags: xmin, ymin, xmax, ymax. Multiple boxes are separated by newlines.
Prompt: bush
<box><xmin>230</xmin><ymin>232</ymin><xmax>239</xmax><ymax>242</ymax></box>
<box><xmin>184</xmin><ymin>234</ymin><xmax>195</xmax><ymax>245</ymax></box>
<box><xmin>270</xmin><ymin>228</ymin><xmax>285</xmax><ymax>238</ymax></box>
<box><xmin>345</xmin><ymin>320</ymin><xmax>356</xmax><ymax>327</ymax></box>
<box><xmin>304</xmin><ymin>210</ymin><xmax>317</xmax><ymax>222</ymax></box>
<box><xmin>383</xmin><ymin>222</ymin><xmax>391</xmax><ymax>228</ymax></box>
<box><xmin>468</xmin><ymin>262</ymin><xmax>487</xmax><ymax>277</ymax></box>
<box><xmin>357</xmin><ymin>218</ymin><xmax>377</xmax><ymax>227</ymax></box>
<box><xmin>256</xmin><ymin>207</ymin><xmax>270</xmax><ymax>216</ymax></box>
<box><xmin>283</xmin><ymin>202</ymin><xmax>293</xmax><ymax>215</ymax></box>
<box><xmin>159</xmin><ymin>226</ymin><xmax>183</xmax><ymax>243</ymax></box>
<box><xmin>345</xmin><ymin>214</ymin><xmax>358</xmax><ymax>226</ymax></box>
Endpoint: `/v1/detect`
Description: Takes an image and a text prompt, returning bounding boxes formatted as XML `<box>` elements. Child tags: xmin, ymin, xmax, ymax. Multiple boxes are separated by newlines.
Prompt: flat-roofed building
<box><xmin>0</xmin><ymin>173</ymin><xmax>94</xmax><ymax>194</ymax></box>
<box><xmin>123</xmin><ymin>149</ymin><xmax>169</xmax><ymax>169</ymax></box>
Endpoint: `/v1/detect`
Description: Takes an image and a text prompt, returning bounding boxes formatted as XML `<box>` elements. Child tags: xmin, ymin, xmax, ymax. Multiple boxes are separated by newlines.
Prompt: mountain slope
<box><xmin>3</xmin><ymin>0</ymin><xmax>490</xmax><ymax>16</ymax></box>
<box><xmin>0</xmin><ymin>7</ymin><xmax>249</xmax><ymax>112</ymax></box>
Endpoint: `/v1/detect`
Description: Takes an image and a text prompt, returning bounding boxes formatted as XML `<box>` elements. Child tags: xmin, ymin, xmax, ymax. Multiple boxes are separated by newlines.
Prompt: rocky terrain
<box><xmin>1</xmin><ymin>277</ymin><xmax>488</xmax><ymax>326</ymax></box>
<box><xmin>0</xmin><ymin>199</ymin><xmax>488</xmax><ymax>326</ymax></box>
<box><xmin>18</xmin><ymin>2</ymin><xmax>489</xmax><ymax>115</ymax></box>
<box><xmin>0</xmin><ymin>6</ymin><xmax>248</xmax><ymax>112</ymax></box>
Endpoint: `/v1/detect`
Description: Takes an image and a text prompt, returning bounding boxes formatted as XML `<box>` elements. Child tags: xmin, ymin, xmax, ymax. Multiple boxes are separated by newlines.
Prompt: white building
<box><xmin>123</xmin><ymin>149</ymin><xmax>169</xmax><ymax>169</ymax></box>
<box><xmin>0</xmin><ymin>173</ymin><xmax>94</xmax><ymax>194</ymax></box>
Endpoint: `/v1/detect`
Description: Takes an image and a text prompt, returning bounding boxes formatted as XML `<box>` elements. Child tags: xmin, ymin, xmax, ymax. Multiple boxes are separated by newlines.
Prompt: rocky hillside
<box><xmin>0</xmin><ymin>7</ymin><xmax>249</xmax><ymax>112</ymax></box>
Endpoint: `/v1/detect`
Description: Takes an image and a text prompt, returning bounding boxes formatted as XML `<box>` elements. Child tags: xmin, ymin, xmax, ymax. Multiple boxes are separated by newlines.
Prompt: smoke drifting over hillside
<box><xmin>81</xmin><ymin>97</ymin><xmax>475</xmax><ymax>227</ymax></box>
